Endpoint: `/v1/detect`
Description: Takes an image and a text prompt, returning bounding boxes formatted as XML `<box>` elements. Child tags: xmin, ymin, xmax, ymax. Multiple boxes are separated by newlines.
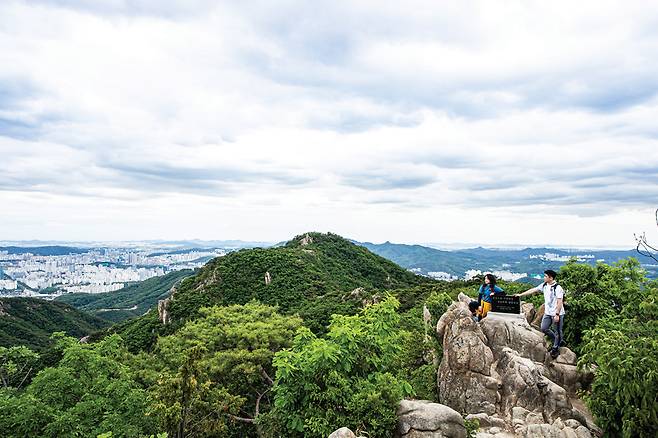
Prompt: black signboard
<box><xmin>491</xmin><ymin>295</ymin><xmax>520</xmax><ymax>314</ymax></box>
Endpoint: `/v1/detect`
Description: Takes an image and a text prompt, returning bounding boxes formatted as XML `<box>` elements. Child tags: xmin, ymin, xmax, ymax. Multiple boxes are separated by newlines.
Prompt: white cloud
<box><xmin>1</xmin><ymin>0</ymin><xmax>657</xmax><ymax>246</ymax></box>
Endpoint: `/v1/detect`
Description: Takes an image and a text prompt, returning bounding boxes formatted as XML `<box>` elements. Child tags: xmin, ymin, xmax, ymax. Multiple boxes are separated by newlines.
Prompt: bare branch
<box><xmin>17</xmin><ymin>367</ymin><xmax>32</xmax><ymax>390</ymax></box>
<box><xmin>260</xmin><ymin>367</ymin><xmax>274</xmax><ymax>386</ymax></box>
<box><xmin>254</xmin><ymin>388</ymin><xmax>271</xmax><ymax>417</ymax></box>
<box><xmin>634</xmin><ymin>209</ymin><xmax>658</xmax><ymax>263</ymax></box>
<box><xmin>228</xmin><ymin>414</ymin><xmax>255</xmax><ymax>424</ymax></box>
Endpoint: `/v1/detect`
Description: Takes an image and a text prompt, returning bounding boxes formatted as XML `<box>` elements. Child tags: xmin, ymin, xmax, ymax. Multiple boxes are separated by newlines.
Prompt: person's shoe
<box><xmin>550</xmin><ymin>347</ymin><xmax>560</xmax><ymax>359</ymax></box>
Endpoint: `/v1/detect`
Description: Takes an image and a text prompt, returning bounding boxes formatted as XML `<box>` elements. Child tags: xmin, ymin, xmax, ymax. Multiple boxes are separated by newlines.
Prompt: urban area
<box><xmin>0</xmin><ymin>246</ymin><xmax>226</xmax><ymax>298</ymax></box>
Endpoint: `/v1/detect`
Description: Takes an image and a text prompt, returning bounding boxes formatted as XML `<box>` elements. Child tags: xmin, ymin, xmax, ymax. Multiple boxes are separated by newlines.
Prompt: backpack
<box><xmin>543</xmin><ymin>282</ymin><xmax>567</xmax><ymax>310</ymax></box>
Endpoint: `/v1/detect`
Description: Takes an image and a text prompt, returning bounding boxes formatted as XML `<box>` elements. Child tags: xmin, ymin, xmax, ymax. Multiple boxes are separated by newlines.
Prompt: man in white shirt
<box><xmin>516</xmin><ymin>269</ymin><xmax>565</xmax><ymax>359</ymax></box>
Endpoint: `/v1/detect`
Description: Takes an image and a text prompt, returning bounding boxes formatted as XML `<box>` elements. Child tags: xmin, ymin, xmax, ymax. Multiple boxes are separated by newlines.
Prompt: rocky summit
<box><xmin>435</xmin><ymin>293</ymin><xmax>601</xmax><ymax>438</ymax></box>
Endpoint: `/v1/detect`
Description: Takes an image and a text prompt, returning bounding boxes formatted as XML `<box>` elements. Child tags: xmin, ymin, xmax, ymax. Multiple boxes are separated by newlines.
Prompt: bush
<box><xmin>270</xmin><ymin>296</ymin><xmax>413</xmax><ymax>437</ymax></box>
<box><xmin>558</xmin><ymin>258</ymin><xmax>646</xmax><ymax>354</ymax></box>
<box><xmin>578</xmin><ymin>277</ymin><xmax>658</xmax><ymax>437</ymax></box>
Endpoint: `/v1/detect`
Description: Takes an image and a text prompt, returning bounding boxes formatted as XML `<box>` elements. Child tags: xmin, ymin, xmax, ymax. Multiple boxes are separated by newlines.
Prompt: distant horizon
<box><xmin>0</xmin><ymin>235</ymin><xmax>637</xmax><ymax>252</ymax></box>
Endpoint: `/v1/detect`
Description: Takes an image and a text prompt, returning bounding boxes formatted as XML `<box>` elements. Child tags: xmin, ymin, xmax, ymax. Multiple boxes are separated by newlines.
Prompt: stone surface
<box><xmin>157</xmin><ymin>296</ymin><xmax>172</xmax><ymax>324</ymax></box>
<box><xmin>521</xmin><ymin>302</ymin><xmax>536</xmax><ymax>325</ymax></box>
<box><xmin>525</xmin><ymin>424</ymin><xmax>561</xmax><ymax>438</ymax></box>
<box><xmin>564</xmin><ymin>419</ymin><xmax>582</xmax><ymax>429</ymax></box>
<box><xmin>465</xmin><ymin>413</ymin><xmax>506</xmax><ymax>430</ymax></box>
<box><xmin>437</xmin><ymin>303</ymin><xmax>499</xmax><ymax>416</ymax></box>
<box><xmin>466</xmin><ymin>413</ymin><xmax>493</xmax><ymax>428</ymax></box>
<box><xmin>552</xmin><ymin>418</ymin><xmax>565</xmax><ymax>429</ymax></box>
<box><xmin>396</xmin><ymin>399</ymin><xmax>466</xmax><ymax>438</ymax></box>
<box><xmin>437</xmin><ymin>300</ymin><xmax>598</xmax><ymax>437</ymax></box>
<box><xmin>530</xmin><ymin>304</ymin><xmax>545</xmax><ymax>329</ymax></box>
<box><xmin>574</xmin><ymin>426</ymin><xmax>592</xmax><ymax>438</ymax></box>
<box><xmin>328</xmin><ymin>427</ymin><xmax>356</xmax><ymax>438</ymax></box>
<box><xmin>554</xmin><ymin>348</ymin><xmax>577</xmax><ymax>365</ymax></box>
<box><xmin>560</xmin><ymin>429</ymin><xmax>578</xmax><ymax>438</ymax></box>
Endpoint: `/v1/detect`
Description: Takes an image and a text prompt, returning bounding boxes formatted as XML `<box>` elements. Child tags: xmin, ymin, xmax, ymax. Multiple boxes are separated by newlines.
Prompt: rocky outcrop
<box><xmin>300</xmin><ymin>233</ymin><xmax>313</xmax><ymax>246</ymax></box>
<box><xmin>328</xmin><ymin>427</ymin><xmax>362</xmax><ymax>438</ymax></box>
<box><xmin>158</xmin><ymin>294</ymin><xmax>174</xmax><ymax>325</ymax></box>
<box><xmin>436</xmin><ymin>295</ymin><xmax>599</xmax><ymax>437</ymax></box>
<box><xmin>157</xmin><ymin>284</ymin><xmax>181</xmax><ymax>325</ymax></box>
<box><xmin>396</xmin><ymin>400</ymin><xmax>466</xmax><ymax>438</ymax></box>
<box><xmin>529</xmin><ymin>304</ymin><xmax>545</xmax><ymax>329</ymax></box>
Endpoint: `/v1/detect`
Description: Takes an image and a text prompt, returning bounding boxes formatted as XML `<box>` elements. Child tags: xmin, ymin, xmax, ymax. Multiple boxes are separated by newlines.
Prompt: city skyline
<box><xmin>2</xmin><ymin>1</ymin><xmax>658</xmax><ymax>247</ymax></box>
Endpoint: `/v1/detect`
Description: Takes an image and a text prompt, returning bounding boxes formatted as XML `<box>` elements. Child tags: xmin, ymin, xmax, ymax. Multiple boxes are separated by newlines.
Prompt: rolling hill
<box><xmin>0</xmin><ymin>297</ymin><xmax>110</xmax><ymax>350</ymax></box>
<box><xmin>111</xmin><ymin>232</ymin><xmax>434</xmax><ymax>351</ymax></box>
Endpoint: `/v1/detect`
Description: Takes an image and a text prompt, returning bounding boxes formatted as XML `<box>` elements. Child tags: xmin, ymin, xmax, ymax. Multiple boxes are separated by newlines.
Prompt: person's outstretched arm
<box><xmin>517</xmin><ymin>286</ymin><xmax>539</xmax><ymax>298</ymax></box>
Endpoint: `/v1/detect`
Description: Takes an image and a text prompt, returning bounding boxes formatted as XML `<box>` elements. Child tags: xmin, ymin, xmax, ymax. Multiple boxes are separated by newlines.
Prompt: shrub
<box><xmin>270</xmin><ymin>296</ymin><xmax>413</xmax><ymax>437</ymax></box>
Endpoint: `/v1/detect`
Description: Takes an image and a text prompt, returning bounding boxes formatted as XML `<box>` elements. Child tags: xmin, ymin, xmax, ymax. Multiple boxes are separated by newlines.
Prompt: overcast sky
<box><xmin>1</xmin><ymin>0</ymin><xmax>657</xmax><ymax>247</ymax></box>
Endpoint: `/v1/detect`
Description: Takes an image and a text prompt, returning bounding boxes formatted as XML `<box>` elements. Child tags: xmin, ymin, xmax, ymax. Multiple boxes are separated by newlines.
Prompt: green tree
<box><xmin>579</xmin><ymin>283</ymin><xmax>658</xmax><ymax>438</ymax></box>
<box><xmin>0</xmin><ymin>345</ymin><xmax>39</xmax><ymax>389</ymax></box>
<box><xmin>0</xmin><ymin>333</ymin><xmax>157</xmax><ymax>437</ymax></box>
<box><xmin>558</xmin><ymin>258</ymin><xmax>646</xmax><ymax>354</ymax></box>
<box><xmin>150</xmin><ymin>345</ymin><xmax>243</xmax><ymax>438</ymax></box>
<box><xmin>270</xmin><ymin>296</ymin><xmax>413</xmax><ymax>437</ymax></box>
<box><xmin>151</xmin><ymin>302</ymin><xmax>303</xmax><ymax>437</ymax></box>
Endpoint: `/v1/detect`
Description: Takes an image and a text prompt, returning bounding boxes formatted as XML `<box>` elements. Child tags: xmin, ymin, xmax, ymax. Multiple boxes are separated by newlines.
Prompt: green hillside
<box><xmin>113</xmin><ymin>232</ymin><xmax>432</xmax><ymax>350</ymax></box>
<box><xmin>0</xmin><ymin>297</ymin><xmax>110</xmax><ymax>350</ymax></box>
<box><xmin>56</xmin><ymin>269</ymin><xmax>194</xmax><ymax>322</ymax></box>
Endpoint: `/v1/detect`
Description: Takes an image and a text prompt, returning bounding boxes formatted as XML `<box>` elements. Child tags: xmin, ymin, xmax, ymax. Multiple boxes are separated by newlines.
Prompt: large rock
<box><xmin>328</xmin><ymin>427</ymin><xmax>356</xmax><ymax>438</ymax></box>
<box><xmin>396</xmin><ymin>399</ymin><xmax>466</xmax><ymax>438</ymax></box>
<box><xmin>436</xmin><ymin>303</ymin><xmax>499</xmax><ymax>415</ymax></box>
<box><xmin>436</xmin><ymin>301</ymin><xmax>599</xmax><ymax>437</ymax></box>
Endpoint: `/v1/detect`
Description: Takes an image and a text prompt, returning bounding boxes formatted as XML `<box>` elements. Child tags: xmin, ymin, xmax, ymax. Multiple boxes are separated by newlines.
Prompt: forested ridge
<box><xmin>0</xmin><ymin>297</ymin><xmax>110</xmax><ymax>350</ymax></box>
<box><xmin>0</xmin><ymin>233</ymin><xmax>655</xmax><ymax>437</ymax></box>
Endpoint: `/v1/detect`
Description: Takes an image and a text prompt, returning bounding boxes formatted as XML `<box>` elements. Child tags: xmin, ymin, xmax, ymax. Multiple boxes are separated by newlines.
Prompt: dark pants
<box><xmin>541</xmin><ymin>314</ymin><xmax>564</xmax><ymax>349</ymax></box>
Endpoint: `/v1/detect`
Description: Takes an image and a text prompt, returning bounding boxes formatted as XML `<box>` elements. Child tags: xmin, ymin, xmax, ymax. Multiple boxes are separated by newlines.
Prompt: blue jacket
<box><xmin>478</xmin><ymin>284</ymin><xmax>504</xmax><ymax>304</ymax></box>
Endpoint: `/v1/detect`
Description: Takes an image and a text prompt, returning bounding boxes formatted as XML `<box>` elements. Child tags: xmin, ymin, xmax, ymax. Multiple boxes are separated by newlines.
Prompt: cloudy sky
<box><xmin>1</xmin><ymin>0</ymin><xmax>657</xmax><ymax>247</ymax></box>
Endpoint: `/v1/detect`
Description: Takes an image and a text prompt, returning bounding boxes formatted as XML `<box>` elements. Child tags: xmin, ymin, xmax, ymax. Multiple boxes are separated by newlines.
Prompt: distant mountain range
<box><xmin>4</xmin><ymin>239</ymin><xmax>653</xmax><ymax>281</ymax></box>
<box><xmin>358</xmin><ymin>241</ymin><xmax>657</xmax><ymax>279</ymax></box>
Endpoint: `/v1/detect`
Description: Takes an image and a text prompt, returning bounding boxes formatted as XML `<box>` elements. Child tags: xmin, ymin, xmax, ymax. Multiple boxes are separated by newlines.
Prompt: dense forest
<box><xmin>0</xmin><ymin>298</ymin><xmax>110</xmax><ymax>350</ymax></box>
<box><xmin>0</xmin><ymin>233</ymin><xmax>655</xmax><ymax>437</ymax></box>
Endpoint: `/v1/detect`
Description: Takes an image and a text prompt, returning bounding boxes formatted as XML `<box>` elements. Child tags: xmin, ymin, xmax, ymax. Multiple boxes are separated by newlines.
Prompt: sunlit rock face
<box><xmin>436</xmin><ymin>295</ymin><xmax>599</xmax><ymax>437</ymax></box>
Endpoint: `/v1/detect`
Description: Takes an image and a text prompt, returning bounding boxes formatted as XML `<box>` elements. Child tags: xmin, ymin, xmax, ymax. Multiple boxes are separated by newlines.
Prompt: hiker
<box><xmin>477</xmin><ymin>273</ymin><xmax>504</xmax><ymax>320</ymax></box>
<box><xmin>468</xmin><ymin>300</ymin><xmax>480</xmax><ymax>322</ymax></box>
<box><xmin>516</xmin><ymin>269</ymin><xmax>565</xmax><ymax>358</ymax></box>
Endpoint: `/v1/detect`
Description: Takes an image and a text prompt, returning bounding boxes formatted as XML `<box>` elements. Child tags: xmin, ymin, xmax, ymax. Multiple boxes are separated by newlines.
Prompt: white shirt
<box><xmin>533</xmin><ymin>282</ymin><xmax>566</xmax><ymax>316</ymax></box>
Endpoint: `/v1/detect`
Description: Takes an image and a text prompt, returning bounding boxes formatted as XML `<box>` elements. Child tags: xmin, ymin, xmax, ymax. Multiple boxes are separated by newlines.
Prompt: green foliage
<box><xmin>464</xmin><ymin>417</ymin><xmax>480</xmax><ymax>438</ymax></box>
<box><xmin>151</xmin><ymin>302</ymin><xmax>303</xmax><ymax>437</ymax></box>
<box><xmin>56</xmin><ymin>270</ymin><xmax>194</xmax><ymax>321</ymax></box>
<box><xmin>558</xmin><ymin>258</ymin><xmax>647</xmax><ymax>354</ymax></box>
<box><xmin>424</xmin><ymin>291</ymin><xmax>453</xmax><ymax>327</ymax></box>
<box><xmin>0</xmin><ymin>298</ymin><xmax>110</xmax><ymax>350</ymax></box>
<box><xmin>0</xmin><ymin>345</ymin><xmax>39</xmax><ymax>389</ymax></box>
<box><xmin>270</xmin><ymin>296</ymin><xmax>413</xmax><ymax>437</ymax></box>
<box><xmin>393</xmin><ymin>291</ymin><xmax>451</xmax><ymax>402</ymax></box>
<box><xmin>107</xmin><ymin>309</ymin><xmax>165</xmax><ymax>353</ymax></box>
<box><xmin>578</xmin><ymin>284</ymin><xmax>658</xmax><ymax>438</ymax></box>
<box><xmin>150</xmin><ymin>345</ymin><xmax>242</xmax><ymax>438</ymax></box>
<box><xmin>116</xmin><ymin>232</ymin><xmax>430</xmax><ymax>351</ymax></box>
<box><xmin>0</xmin><ymin>334</ymin><xmax>157</xmax><ymax>437</ymax></box>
